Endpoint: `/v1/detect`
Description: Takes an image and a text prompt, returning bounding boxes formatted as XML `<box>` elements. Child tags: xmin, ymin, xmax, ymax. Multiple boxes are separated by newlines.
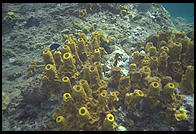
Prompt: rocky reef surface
<box><xmin>2</xmin><ymin>3</ymin><xmax>194</xmax><ymax>131</ymax></box>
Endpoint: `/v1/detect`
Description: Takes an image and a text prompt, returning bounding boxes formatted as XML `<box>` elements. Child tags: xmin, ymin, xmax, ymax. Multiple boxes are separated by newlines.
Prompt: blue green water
<box><xmin>160</xmin><ymin>3</ymin><xmax>194</xmax><ymax>23</ymax></box>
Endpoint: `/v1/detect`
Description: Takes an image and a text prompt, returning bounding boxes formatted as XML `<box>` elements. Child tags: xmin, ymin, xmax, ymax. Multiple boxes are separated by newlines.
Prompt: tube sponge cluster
<box><xmin>42</xmin><ymin>31</ymin><xmax>118</xmax><ymax>130</ymax></box>
<box><xmin>41</xmin><ymin>29</ymin><xmax>193</xmax><ymax>130</ymax></box>
<box><xmin>125</xmin><ymin>29</ymin><xmax>194</xmax><ymax>123</ymax></box>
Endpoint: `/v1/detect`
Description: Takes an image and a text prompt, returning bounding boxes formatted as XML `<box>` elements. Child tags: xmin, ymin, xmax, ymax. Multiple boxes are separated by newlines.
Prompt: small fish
<box><xmin>50</xmin><ymin>43</ymin><xmax>61</xmax><ymax>51</ymax></box>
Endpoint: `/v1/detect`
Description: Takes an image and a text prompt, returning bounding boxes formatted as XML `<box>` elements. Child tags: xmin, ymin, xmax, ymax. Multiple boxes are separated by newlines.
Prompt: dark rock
<box><xmin>10</xmin><ymin>60</ymin><xmax>24</xmax><ymax>66</ymax></box>
<box><xmin>17</xmin><ymin>44</ymin><xmax>28</xmax><ymax>50</ymax></box>
<box><xmin>24</xmin><ymin>16</ymin><xmax>40</xmax><ymax>28</ymax></box>
<box><xmin>187</xmin><ymin>31</ymin><xmax>194</xmax><ymax>41</ymax></box>
<box><xmin>7</xmin><ymin>72</ymin><xmax>22</xmax><ymax>81</ymax></box>
<box><xmin>21</xmin><ymin>79</ymin><xmax>48</xmax><ymax>106</ymax></box>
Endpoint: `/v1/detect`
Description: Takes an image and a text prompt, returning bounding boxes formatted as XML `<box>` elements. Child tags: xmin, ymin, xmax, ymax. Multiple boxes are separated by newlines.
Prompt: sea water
<box><xmin>160</xmin><ymin>3</ymin><xmax>194</xmax><ymax>22</ymax></box>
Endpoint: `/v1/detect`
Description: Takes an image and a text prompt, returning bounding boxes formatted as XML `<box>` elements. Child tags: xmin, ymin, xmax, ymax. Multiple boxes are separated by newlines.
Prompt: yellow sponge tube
<box><xmin>63</xmin><ymin>52</ymin><xmax>75</xmax><ymax>65</ymax></box>
<box><xmin>72</xmin><ymin>85</ymin><xmax>87</xmax><ymax>101</ymax></box>
<box><xmin>60</xmin><ymin>45</ymin><xmax>71</xmax><ymax>55</ymax></box>
<box><xmin>93</xmin><ymin>48</ymin><xmax>101</xmax><ymax>62</ymax></box>
<box><xmin>56</xmin><ymin>116</ymin><xmax>66</xmax><ymax>131</ymax></box>
<box><xmin>129</xmin><ymin>63</ymin><xmax>137</xmax><ymax>72</ymax></box>
<box><xmin>103</xmin><ymin>113</ymin><xmax>116</xmax><ymax>131</ymax></box>
<box><xmin>42</xmin><ymin>50</ymin><xmax>55</xmax><ymax>65</ymax></box>
<box><xmin>148</xmin><ymin>46</ymin><xmax>157</xmax><ymax>56</ymax></box>
<box><xmin>80</xmin><ymin>79</ymin><xmax>92</xmax><ymax>97</ymax></box>
<box><xmin>53</xmin><ymin>50</ymin><xmax>63</xmax><ymax>68</ymax></box>
<box><xmin>148</xmin><ymin>82</ymin><xmax>161</xmax><ymax>97</ymax></box>
<box><xmin>61</xmin><ymin>76</ymin><xmax>72</xmax><ymax>92</ymax></box>
<box><xmin>164</xmin><ymin>82</ymin><xmax>175</xmax><ymax>94</ymax></box>
<box><xmin>63</xmin><ymin>93</ymin><xmax>73</xmax><ymax>103</ymax></box>
<box><xmin>89</xmin><ymin>66</ymin><xmax>100</xmax><ymax>86</ymax></box>
<box><xmin>94</xmin><ymin>62</ymin><xmax>103</xmax><ymax>80</ymax></box>
<box><xmin>78</xmin><ymin>106</ymin><xmax>92</xmax><ymax>121</ymax></box>
<box><xmin>174</xmin><ymin>107</ymin><xmax>187</xmax><ymax>121</ymax></box>
<box><xmin>45</xmin><ymin>64</ymin><xmax>58</xmax><ymax>79</ymax></box>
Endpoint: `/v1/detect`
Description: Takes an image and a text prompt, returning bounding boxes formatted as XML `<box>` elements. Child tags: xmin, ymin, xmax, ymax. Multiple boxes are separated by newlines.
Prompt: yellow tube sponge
<box><xmin>93</xmin><ymin>48</ymin><xmax>101</xmax><ymax>62</ymax></box>
<box><xmin>56</xmin><ymin>116</ymin><xmax>66</xmax><ymax>130</ymax></box>
<box><xmin>60</xmin><ymin>45</ymin><xmax>71</xmax><ymax>55</ymax></box>
<box><xmin>118</xmin><ymin>76</ymin><xmax>130</xmax><ymax>97</ymax></box>
<box><xmin>145</xmin><ymin>42</ymin><xmax>153</xmax><ymax>53</ymax></box>
<box><xmin>98</xmin><ymin>90</ymin><xmax>110</xmax><ymax>113</ymax></box>
<box><xmin>63</xmin><ymin>93</ymin><xmax>74</xmax><ymax>106</ymax></box>
<box><xmin>80</xmin><ymin>79</ymin><xmax>92</xmax><ymax>97</ymax></box>
<box><xmin>158</xmin><ymin>51</ymin><xmax>169</xmax><ymax>75</ymax></box>
<box><xmin>109</xmin><ymin>91</ymin><xmax>120</xmax><ymax>112</ymax></box>
<box><xmin>180</xmin><ymin>65</ymin><xmax>194</xmax><ymax>94</ymax></box>
<box><xmin>65</xmin><ymin>40</ymin><xmax>82</xmax><ymax>65</ymax></box>
<box><xmin>174</xmin><ymin>107</ymin><xmax>187</xmax><ymax>121</ymax></box>
<box><xmin>62</xmin><ymin>93</ymin><xmax>75</xmax><ymax>114</ymax></box>
<box><xmin>150</xmin><ymin>56</ymin><xmax>158</xmax><ymax>75</ymax></box>
<box><xmin>102</xmin><ymin>113</ymin><xmax>117</xmax><ymax>131</ymax></box>
<box><xmin>108</xmin><ymin>67</ymin><xmax>122</xmax><ymax>89</ymax></box>
<box><xmin>147</xmin><ymin>82</ymin><xmax>162</xmax><ymax>97</ymax></box>
<box><xmin>161</xmin><ymin>75</ymin><xmax>173</xmax><ymax>87</ymax></box>
<box><xmin>98</xmin><ymin>89</ymin><xmax>108</xmax><ymax>104</ymax></box>
<box><xmin>140</xmin><ymin>66</ymin><xmax>151</xmax><ymax>77</ymax></box>
<box><xmin>129</xmin><ymin>67</ymin><xmax>142</xmax><ymax>89</ymax></box>
<box><xmin>158</xmin><ymin>40</ymin><xmax>167</xmax><ymax>50</ymax></box>
<box><xmin>89</xmin><ymin>66</ymin><xmax>100</xmax><ymax>90</ymax></box>
<box><xmin>147</xmin><ymin>97</ymin><xmax>160</xmax><ymax>110</ymax></box>
<box><xmin>160</xmin><ymin>46</ymin><xmax>169</xmax><ymax>54</ymax></box>
<box><xmin>124</xmin><ymin>89</ymin><xmax>144</xmax><ymax>111</ymax></box>
<box><xmin>164</xmin><ymin>82</ymin><xmax>175</xmax><ymax>94</ymax></box>
<box><xmin>78</xmin><ymin>32</ymin><xmax>88</xmax><ymax>42</ymax></box>
<box><xmin>169</xmin><ymin>61</ymin><xmax>184</xmax><ymax>80</ymax></box>
<box><xmin>133</xmin><ymin>51</ymin><xmax>143</xmax><ymax>65</ymax></box>
<box><xmin>97</xmin><ymin>79</ymin><xmax>108</xmax><ymax>94</ymax></box>
<box><xmin>129</xmin><ymin>63</ymin><xmax>137</xmax><ymax>72</ymax></box>
<box><xmin>53</xmin><ymin>50</ymin><xmax>63</xmax><ymax>69</ymax></box>
<box><xmin>94</xmin><ymin>62</ymin><xmax>103</xmax><ymax>80</ymax></box>
<box><xmin>78</xmin><ymin>106</ymin><xmax>92</xmax><ymax>121</ymax></box>
<box><xmin>169</xmin><ymin>42</ymin><xmax>182</xmax><ymax>62</ymax></box>
<box><xmin>134</xmin><ymin>89</ymin><xmax>144</xmax><ymax>98</ymax></box>
<box><xmin>91</xmin><ymin>36</ymin><xmax>100</xmax><ymax>50</ymax></box>
<box><xmin>149</xmin><ymin>46</ymin><xmax>157</xmax><ymax>56</ymax></box>
<box><xmin>77</xmin><ymin>106</ymin><xmax>92</xmax><ymax>129</ymax></box>
<box><xmin>82</xmin><ymin>65</ymin><xmax>90</xmax><ymax>83</ymax></box>
<box><xmin>163</xmin><ymin>83</ymin><xmax>176</xmax><ymax>103</ymax></box>
<box><xmin>61</xmin><ymin>76</ymin><xmax>72</xmax><ymax>93</ymax></box>
<box><xmin>62</xmin><ymin>52</ymin><xmax>75</xmax><ymax>66</ymax></box>
<box><xmin>62</xmin><ymin>52</ymin><xmax>77</xmax><ymax>77</ymax></box>
<box><xmin>78</xmin><ymin>38</ymin><xmax>88</xmax><ymax>62</ymax></box>
<box><xmin>45</xmin><ymin>64</ymin><xmax>58</xmax><ymax>79</ymax></box>
<box><xmin>72</xmin><ymin>85</ymin><xmax>87</xmax><ymax>103</ymax></box>
<box><xmin>56</xmin><ymin>114</ymin><xmax>73</xmax><ymax>131</ymax></box>
<box><xmin>181</xmin><ymin>40</ymin><xmax>194</xmax><ymax>68</ymax></box>
<box><xmin>42</xmin><ymin>49</ymin><xmax>55</xmax><ymax>65</ymax></box>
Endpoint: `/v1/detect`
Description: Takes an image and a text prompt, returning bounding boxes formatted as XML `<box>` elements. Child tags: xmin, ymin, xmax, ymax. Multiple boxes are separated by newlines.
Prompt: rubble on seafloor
<box><xmin>2</xmin><ymin>3</ymin><xmax>194</xmax><ymax>131</ymax></box>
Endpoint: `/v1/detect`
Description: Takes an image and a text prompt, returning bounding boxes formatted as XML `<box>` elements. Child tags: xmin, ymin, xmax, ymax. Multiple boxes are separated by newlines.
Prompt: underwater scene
<box><xmin>2</xmin><ymin>3</ymin><xmax>194</xmax><ymax>131</ymax></box>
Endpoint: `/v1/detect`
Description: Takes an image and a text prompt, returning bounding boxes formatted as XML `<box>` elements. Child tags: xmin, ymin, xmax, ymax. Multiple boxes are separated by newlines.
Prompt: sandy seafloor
<box><xmin>2</xmin><ymin>3</ymin><xmax>194</xmax><ymax>131</ymax></box>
